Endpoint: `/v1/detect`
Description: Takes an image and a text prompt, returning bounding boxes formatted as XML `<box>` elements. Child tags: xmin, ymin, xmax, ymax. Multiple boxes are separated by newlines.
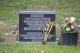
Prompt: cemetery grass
<box><xmin>0</xmin><ymin>6</ymin><xmax>19</xmax><ymax>35</ymax></box>
<box><xmin>0</xmin><ymin>0</ymin><xmax>80</xmax><ymax>37</ymax></box>
<box><xmin>0</xmin><ymin>9</ymin><xmax>80</xmax><ymax>53</ymax></box>
<box><xmin>0</xmin><ymin>1</ymin><xmax>80</xmax><ymax>53</ymax></box>
<box><xmin>0</xmin><ymin>43</ymin><xmax>80</xmax><ymax>53</ymax></box>
<box><xmin>0</xmin><ymin>6</ymin><xmax>80</xmax><ymax>37</ymax></box>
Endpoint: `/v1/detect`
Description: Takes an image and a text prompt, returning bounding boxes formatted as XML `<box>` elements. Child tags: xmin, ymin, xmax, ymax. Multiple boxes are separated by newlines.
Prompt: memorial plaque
<box><xmin>19</xmin><ymin>11</ymin><xmax>56</xmax><ymax>42</ymax></box>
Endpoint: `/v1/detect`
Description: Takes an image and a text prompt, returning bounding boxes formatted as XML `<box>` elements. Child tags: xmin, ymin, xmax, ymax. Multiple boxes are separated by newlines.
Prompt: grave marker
<box><xmin>19</xmin><ymin>11</ymin><xmax>56</xmax><ymax>42</ymax></box>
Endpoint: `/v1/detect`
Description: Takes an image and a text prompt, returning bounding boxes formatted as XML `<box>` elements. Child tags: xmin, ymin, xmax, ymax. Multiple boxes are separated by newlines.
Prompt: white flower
<box><xmin>71</xmin><ymin>26</ymin><xmax>75</xmax><ymax>29</ymax></box>
<box><xmin>70</xmin><ymin>17</ymin><xmax>76</xmax><ymax>22</ymax></box>
<box><xmin>66</xmin><ymin>28</ymin><xmax>71</xmax><ymax>31</ymax></box>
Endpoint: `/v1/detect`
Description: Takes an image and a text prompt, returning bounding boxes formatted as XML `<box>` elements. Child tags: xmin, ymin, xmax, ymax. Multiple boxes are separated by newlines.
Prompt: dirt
<box><xmin>0</xmin><ymin>21</ymin><xmax>7</xmax><ymax>28</ymax></box>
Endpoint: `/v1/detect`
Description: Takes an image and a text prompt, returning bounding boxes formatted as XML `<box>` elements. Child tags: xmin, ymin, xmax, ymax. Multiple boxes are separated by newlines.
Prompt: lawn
<box><xmin>0</xmin><ymin>0</ymin><xmax>80</xmax><ymax>53</ymax></box>
<box><xmin>0</xmin><ymin>43</ymin><xmax>80</xmax><ymax>53</ymax></box>
<box><xmin>0</xmin><ymin>0</ymin><xmax>80</xmax><ymax>36</ymax></box>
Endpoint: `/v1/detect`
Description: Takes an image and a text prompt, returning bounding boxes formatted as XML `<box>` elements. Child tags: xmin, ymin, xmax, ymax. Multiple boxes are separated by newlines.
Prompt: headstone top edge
<box><xmin>19</xmin><ymin>11</ymin><xmax>56</xmax><ymax>14</ymax></box>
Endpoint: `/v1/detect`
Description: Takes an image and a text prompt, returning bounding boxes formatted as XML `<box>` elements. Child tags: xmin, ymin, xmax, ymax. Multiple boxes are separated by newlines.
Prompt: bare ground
<box><xmin>0</xmin><ymin>21</ymin><xmax>7</xmax><ymax>28</ymax></box>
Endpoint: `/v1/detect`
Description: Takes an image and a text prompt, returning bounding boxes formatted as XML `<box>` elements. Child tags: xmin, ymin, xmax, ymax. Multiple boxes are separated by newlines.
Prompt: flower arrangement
<box><xmin>61</xmin><ymin>17</ymin><xmax>80</xmax><ymax>32</ymax></box>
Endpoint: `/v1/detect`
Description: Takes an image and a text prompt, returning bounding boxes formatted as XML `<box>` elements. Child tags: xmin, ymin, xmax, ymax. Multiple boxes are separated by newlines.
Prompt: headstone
<box><xmin>19</xmin><ymin>11</ymin><xmax>56</xmax><ymax>42</ymax></box>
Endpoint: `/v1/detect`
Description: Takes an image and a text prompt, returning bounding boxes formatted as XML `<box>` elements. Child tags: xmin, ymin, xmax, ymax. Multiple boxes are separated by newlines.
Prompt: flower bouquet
<box><xmin>61</xmin><ymin>17</ymin><xmax>79</xmax><ymax>32</ymax></box>
<box><xmin>59</xmin><ymin>17</ymin><xmax>79</xmax><ymax>45</ymax></box>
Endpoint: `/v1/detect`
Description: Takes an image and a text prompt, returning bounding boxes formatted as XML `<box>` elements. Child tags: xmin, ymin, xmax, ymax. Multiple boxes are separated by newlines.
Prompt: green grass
<box><xmin>0</xmin><ymin>43</ymin><xmax>80</xmax><ymax>53</ymax></box>
<box><xmin>0</xmin><ymin>6</ymin><xmax>80</xmax><ymax>37</ymax></box>
<box><xmin>0</xmin><ymin>0</ymin><xmax>80</xmax><ymax>53</ymax></box>
<box><xmin>0</xmin><ymin>6</ymin><xmax>19</xmax><ymax>35</ymax></box>
<box><xmin>0</xmin><ymin>0</ymin><xmax>80</xmax><ymax>38</ymax></box>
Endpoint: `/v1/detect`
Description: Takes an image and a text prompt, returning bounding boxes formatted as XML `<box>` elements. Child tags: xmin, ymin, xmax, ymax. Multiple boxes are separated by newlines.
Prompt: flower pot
<box><xmin>59</xmin><ymin>32</ymin><xmax>78</xmax><ymax>45</ymax></box>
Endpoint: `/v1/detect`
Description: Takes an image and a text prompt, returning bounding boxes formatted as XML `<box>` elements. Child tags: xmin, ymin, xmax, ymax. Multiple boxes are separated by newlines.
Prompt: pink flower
<box><xmin>68</xmin><ymin>21</ymin><xmax>72</xmax><ymax>25</ymax></box>
<box><xmin>64</xmin><ymin>18</ymin><xmax>69</xmax><ymax>22</ymax></box>
<box><xmin>71</xmin><ymin>22</ymin><xmax>77</xmax><ymax>26</ymax></box>
<box><xmin>62</xmin><ymin>17</ymin><xmax>79</xmax><ymax>32</ymax></box>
